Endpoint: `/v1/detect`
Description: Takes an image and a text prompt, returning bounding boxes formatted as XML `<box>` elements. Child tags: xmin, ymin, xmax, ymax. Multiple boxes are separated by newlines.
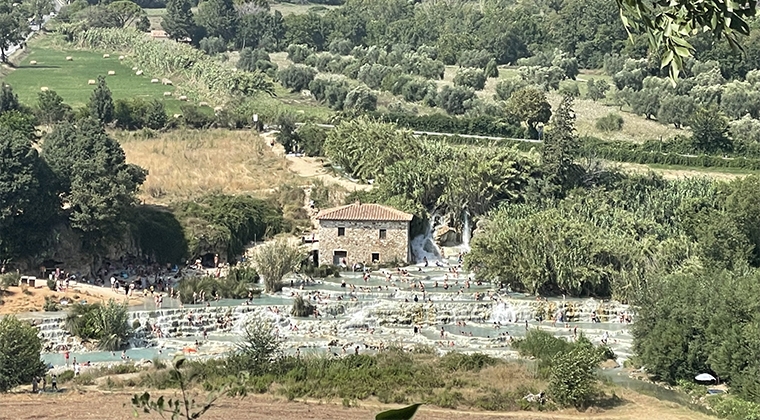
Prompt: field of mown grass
<box><xmin>5</xmin><ymin>36</ymin><xmax>183</xmax><ymax>114</ymax></box>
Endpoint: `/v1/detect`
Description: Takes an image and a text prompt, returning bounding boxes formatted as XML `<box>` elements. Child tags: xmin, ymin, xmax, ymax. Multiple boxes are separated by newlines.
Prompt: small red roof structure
<box><xmin>316</xmin><ymin>202</ymin><xmax>413</xmax><ymax>222</ymax></box>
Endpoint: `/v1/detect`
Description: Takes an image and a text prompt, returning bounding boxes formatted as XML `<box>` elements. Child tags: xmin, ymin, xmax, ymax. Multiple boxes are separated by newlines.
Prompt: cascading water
<box><xmin>490</xmin><ymin>301</ymin><xmax>519</xmax><ymax>324</ymax></box>
<box><xmin>410</xmin><ymin>212</ymin><xmax>443</xmax><ymax>263</ymax></box>
<box><xmin>462</xmin><ymin>211</ymin><xmax>471</xmax><ymax>251</ymax></box>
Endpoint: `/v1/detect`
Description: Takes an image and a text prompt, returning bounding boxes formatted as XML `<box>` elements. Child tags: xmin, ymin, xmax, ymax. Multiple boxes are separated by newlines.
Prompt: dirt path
<box><xmin>260</xmin><ymin>131</ymin><xmax>372</xmax><ymax>192</ymax></box>
<box><xmin>616</xmin><ymin>162</ymin><xmax>747</xmax><ymax>180</ymax></box>
<box><xmin>0</xmin><ymin>388</ymin><xmax>713</xmax><ymax>420</ymax></box>
<box><xmin>0</xmin><ymin>283</ymin><xmax>143</xmax><ymax>315</ymax></box>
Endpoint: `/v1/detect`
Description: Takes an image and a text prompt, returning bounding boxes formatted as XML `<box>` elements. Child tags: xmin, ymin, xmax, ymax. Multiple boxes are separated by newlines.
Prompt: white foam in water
<box><xmin>490</xmin><ymin>301</ymin><xmax>519</xmax><ymax>324</ymax></box>
<box><xmin>462</xmin><ymin>211</ymin><xmax>471</xmax><ymax>252</ymax></box>
<box><xmin>411</xmin><ymin>213</ymin><xmax>443</xmax><ymax>263</ymax></box>
<box><xmin>30</xmin><ymin>258</ymin><xmax>637</xmax><ymax>365</ymax></box>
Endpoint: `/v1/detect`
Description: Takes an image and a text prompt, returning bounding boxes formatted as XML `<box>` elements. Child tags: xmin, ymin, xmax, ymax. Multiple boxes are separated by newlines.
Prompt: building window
<box><xmin>337</xmin><ymin>227</ymin><xmax>345</xmax><ymax>236</ymax></box>
<box><xmin>379</xmin><ymin>229</ymin><xmax>387</xmax><ymax>239</ymax></box>
<box><xmin>372</xmin><ymin>253</ymin><xmax>380</xmax><ymax>263</ymax></box>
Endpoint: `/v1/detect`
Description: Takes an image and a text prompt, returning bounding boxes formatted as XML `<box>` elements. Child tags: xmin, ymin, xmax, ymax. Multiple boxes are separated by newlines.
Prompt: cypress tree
<box><xmin>88</xmin><ymin>76</ymin><xmax>114</xmax><ymax>123</ymax></box>
<box><xmin>162</xmin><ymin>0</ymin><xmax>196</xmax><ymax>42</ymax></box>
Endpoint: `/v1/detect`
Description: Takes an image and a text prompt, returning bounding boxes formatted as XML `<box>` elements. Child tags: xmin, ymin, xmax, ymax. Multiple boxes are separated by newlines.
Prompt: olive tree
<box><xmin>494</xmin><ymin>79</ymin><xmax>528</xmax><ymax>101</ymax></box>
<box><xmin>453</xmin><ymin>67</ymin><xmax>486</xmax><ymax>90</ymax></box>
<box><xmin>344</xmin><ymin>85</ymin><xmax>377</xmax><ymax>112</ymax></box>
<box><xmin>277</xmin><ymin>64</ymin><xmax>317</xmax><ymax>93</ymax></box>
<box><xmin>436</xmin><ymin>85</ymin><xmax>476</xmax><ymax>115</ymax></box>
<box><xmin>585</xmin><ymin>79</ymin><xmax>610</xmax><ymax>101</ymax></box>
<box><xmin>506</xmin><ymin>87</ymin><xmax>552</xmax><ymax>137</ymax></box>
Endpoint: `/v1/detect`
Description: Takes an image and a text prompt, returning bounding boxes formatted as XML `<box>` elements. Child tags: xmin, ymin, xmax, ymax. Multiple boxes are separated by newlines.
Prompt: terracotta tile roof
<box><xmin>316</xmin><ymin>203</ymin><xmax>413</xmax><ymax>222</ymax></box>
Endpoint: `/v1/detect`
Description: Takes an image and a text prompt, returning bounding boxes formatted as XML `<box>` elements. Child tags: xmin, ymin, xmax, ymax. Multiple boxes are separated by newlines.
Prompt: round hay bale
<box><xmin>132</xmin><ymin>66</ymin><xmax>138</xmax><ymax>71</ymax></box>
<box><xmin>162</xmin><ymin>78</ymin><xmax>172</xmax><ymax>86</ymax></box>
<box><xmin>151</xmin><ymin>78</ymin><xmax>159</xmax><ymax>83</ymax></box>
<box><xmin>87</xmin><ymin>79</ymin><xmax>96</xmax><ymax>85</ymax></box>
<box><xmin>107</xmin><ymin>70</ymin><xmax>116</xmax><ymax>75</ymax></box>
<box><xmin>178</xmin><ymin>95</ymin><xmax>188</xmax><ymax>101</ymax></box>
<box><xmin>40</xmin><ymin>87</ymin><xmax>49</xmax><ymax>91</ymax></box>
<box><xmin>29</xmin><ymin>60</ymin><xmax>37</xmax><ymax>65</ymax></box>
<box><xmin>163</xmin><ymin>91</ymin><xmax>172</xmax><ymax>96</ymax></box>
<box><xmin>136</xmin><ymin>70</ymin><xmax>144</xmax><ymax>76</ymax></box>
<box><xmin>173</xmin><ymin>114</ymin><xmax>182</xmax><ymax>119</ymax></box>
<box><xmin>118</xmin><ymin>55</ymin><xmax>125</xmax><ymax>60</ymax></box>
<box><xmin>103</xmin><ymin>54</ymin><xmax>110</xmax><ymax>58</ymax></box>
<box><xmin>199</xmin><ymin>101</ymin><xmax>208</xmax><ymax>107</ymax></box>
<box><xmin>65</xmin><ymin>56</ymin><xmax>73</xmax><ymax>61</ymax></box>
<box><xmin>213</xmin><ymin>106</ymin><xmax>223</xmax><ymax>112</ymax></box>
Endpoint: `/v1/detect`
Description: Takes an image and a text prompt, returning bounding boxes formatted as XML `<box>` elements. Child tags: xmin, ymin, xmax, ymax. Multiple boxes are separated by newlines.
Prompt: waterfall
<box><xmin>410</xmin><ymin>212</ymin><xmax>443</xmax><ymax>263</ymax></box>
<box><xmin>345</xmin><ymin>302</ymin><xmax>379</xmax><ymax>329</ymax></box>
<box><xmin>462</xmin><ymin>211</ymin><xmax>471</xmax><ymax>251</ymax></box>
<box><xmin>490</xmin><ymin>301</ymin><xmax>518</xmax><ymax>324</ymax></box>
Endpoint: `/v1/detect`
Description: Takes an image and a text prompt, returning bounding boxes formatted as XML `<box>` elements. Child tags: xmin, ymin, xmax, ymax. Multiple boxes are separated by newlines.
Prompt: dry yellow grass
<box><xmin>116</xmin><ymin>129</ymin><xmax>299</xmax><ymax>205</ymax></box>
<box><xmin>546</xmin><ymin>92</ymin><xmax>683</xmax><ymax>144</ymax></box>
<box><xmin>617</xmin><ymin>162</ymin><xmax>749</xmax><ymax>180</ymax></box>
<box><xmin>269</xmin><ymin>51</ymin><xmax>292</xmax><ymax>70</ymax></box>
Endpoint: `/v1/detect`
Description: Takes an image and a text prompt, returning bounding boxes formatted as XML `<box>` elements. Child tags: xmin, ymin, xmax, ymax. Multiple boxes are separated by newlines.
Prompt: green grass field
<box><xmin>5</xmin><ymin>37</ymin><xmax>182</xmax><ymax>114</ymax></box>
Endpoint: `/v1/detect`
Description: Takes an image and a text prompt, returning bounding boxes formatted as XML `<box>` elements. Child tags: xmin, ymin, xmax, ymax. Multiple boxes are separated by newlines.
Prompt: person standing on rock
<box><xmin>64</xmin><ymin>350</ymin><xmax>70</xmax><ymax>366</ymax></box>
<box><xmin>51</xmin><ymin>375</ymin><xmax>57</xmax><ymax>391</ymax></box>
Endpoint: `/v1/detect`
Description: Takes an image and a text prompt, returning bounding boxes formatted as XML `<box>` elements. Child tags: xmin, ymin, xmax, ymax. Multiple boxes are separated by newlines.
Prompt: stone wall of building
<box><xmin>318</xmin><ymin>219</ymin><xmax>409</xmax><ymax>265</ymax></box>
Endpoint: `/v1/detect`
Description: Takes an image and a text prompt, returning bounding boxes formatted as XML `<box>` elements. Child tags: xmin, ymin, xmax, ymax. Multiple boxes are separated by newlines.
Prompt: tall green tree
<box><xmin>585</xmin><ymin>79</ymin><xmax>609</xmax><ymax>101</ymax></box>
<box><xmin>107</xmin><ymin>0</ymin><xmax>146</xmax><ymax>28</ymax></box>
<box><xmin>690</xmin><ymin>107</ymin><xmax>732</xmax><ymax>154</ymax></box>
<box><xmin>436</xmin><ymin>85</ymin><xmax>475</xmax><ymax>115</ymax></box>
<box><xmin>162</xmin><ymin>0</ymin><xmax>196</xmax><ymax>42</ymax></box>
<box><xmin>484</xmin><ymin>58</ymin><xmax>499</xmax><ymax>78</ymax></box>
<box><xmin>88</xmin><ymin>76</ymin><xmax>114</xmax><ymax>123</ymax></box>
<box><xmin>0</xmin><ymin>1</ymin><xmax>28</xmax><ymax>63</ymax></box>
<box><xmin>542</xmin><ymin>95</ymin><xmax>579</xmax><ymax>194</ymax></box>
<box><xmin>42</xmin><ymin>119</ymin><xmax>146</xmax><ymax>249</ymax></box>
<box><xmin>196</xmin><ymin>0</ymin><xmax>238</xmax><ymax>42</ymax></box>
<box><xmin>0</xmin><ymin>316</ymin><xmax>46</xmax><ymax>392</ymax></box>
<box><xmin>633</xmin><ymin>267</ymin><xmax>760</xmax><ymax>402</ymax></box>
<box><xmin>724</xmin><ymin>175</ymin><xmax>760</xmax><ymax>267</ymax></box>
<box><xmin>657</xmin><ymin>95</ymin><xmax>695</xmax><ymax>129</ymax></box>
<box><xmin>0</xmin><ymin>83</ymin><xmax>18</xmax><ymax>113</ymax></box>
<box><xmin>24</xmin><ymin>0</ymin><xmax>53</xmax><ymax>27</ymax></box>
<box><xmin>36</xmin><ymin>89</ymin><xmax>71</xmax><ymax>125</ymax></box>
<box><xmin>506</xmin><ymin>87</ymin><xmax>552</xmax><ymax>138</ymax></box>
<box><xmin>0</xmin><ymin>128</ymin><xmax>58</xmax><ymax>261</ymax></box>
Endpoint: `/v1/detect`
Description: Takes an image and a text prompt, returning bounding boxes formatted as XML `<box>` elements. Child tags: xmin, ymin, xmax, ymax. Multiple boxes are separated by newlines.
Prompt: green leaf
<box><xmin>673</xmin><ymin>45</ymin><xmax>691</xmax><ymax>57</ymax></box>
<box><xmin>375</xmin><ymin>404</ymin><xmax>422</xmax><ymax>420</ymax></box>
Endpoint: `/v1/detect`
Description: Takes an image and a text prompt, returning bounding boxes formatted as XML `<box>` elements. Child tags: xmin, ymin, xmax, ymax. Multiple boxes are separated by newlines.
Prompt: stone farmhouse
<box><xmin>316</xmin><ymin>202</ymin><xmax>414</xmax><ymax>266</ymax></box>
